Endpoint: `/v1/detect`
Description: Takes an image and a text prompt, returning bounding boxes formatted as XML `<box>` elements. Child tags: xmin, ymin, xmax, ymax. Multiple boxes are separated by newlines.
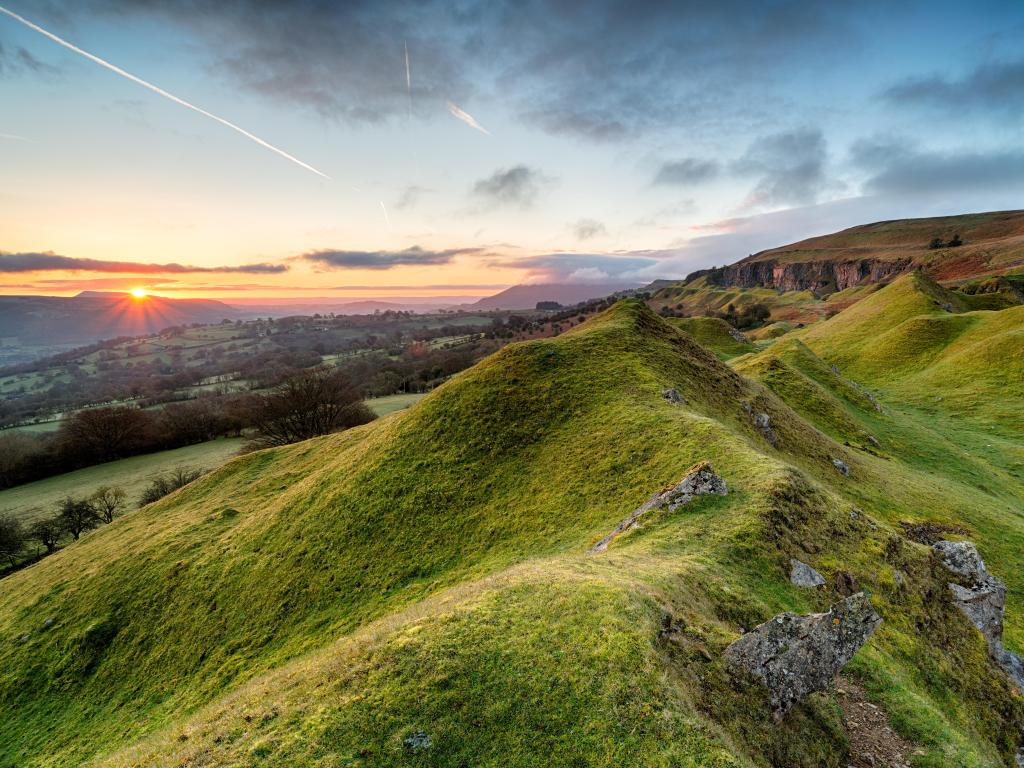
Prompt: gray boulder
<box><xmin>790</xmin><ymin>559</ymin><xmax>825</xmax><ymax>588</ymax></box>
<box><xmin>662</xmin><ymin>388</ymin><xmax>685</xmax><ymax>405</ymax></box>
<box><xmin>728</xmin><ymin>327</ymin><xmax>748</xmax><ymax>342</ymax></box>
<box><xmin>723</xmin><ymin>593</ymin><xmax>881</xmax><ymax>719</ymax></box>
<box><xmin>591</xmin><ymin>461</ymin><xmax>726</xmax><ymax>553</ymax></box>
<box><xmin>934</xmin><ymin>540</ymin><xmax>1024</xmax><ymax>691</ymax></box>
<box><xmin>753</xmin><ymin>413</ymin><xmax>779</xmax><ymax>446</ymax></box>
<box><xmin>832</xmin><ymin>458</ymin><xmax>849</xmax><ymax>476</ymax></box>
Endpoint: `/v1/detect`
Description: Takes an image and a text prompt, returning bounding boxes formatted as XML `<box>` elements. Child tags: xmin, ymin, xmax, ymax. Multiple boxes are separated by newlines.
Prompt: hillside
<box><xmin>1</xmin><ymin>295</ymin><xmax>1023</xmax><ymax>766</ymax></box>
<box><xmin>0</xmin><ymin>293</ymin><xmax>241</xmax><ymax>358</ymax></box>
<box><xmin>471</xmin><ymin>282</ymin><xmax>636</xmax><ymax>310</ymax></box>
<box><xmin>693</xmin><ymin>210</ymin><xmax>1024</xmax><ymax>293</ymax></box>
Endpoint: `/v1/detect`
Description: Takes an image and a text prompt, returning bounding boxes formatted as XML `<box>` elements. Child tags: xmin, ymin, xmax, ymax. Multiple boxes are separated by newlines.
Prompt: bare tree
<box><xmin>57</xmin><ymin>497</ymin><xmax>101</xmax><ymax>540</ymax></box>
<box><xmin>90</xmin><ymin>486</ymin><xmax>127</xmax><ymax>523</ymax></box>
<box><xmin>29</xmin><ymin>517</ymin><xmax>63</xmax><ymax>554</ymax></box>
<box><xmin>57</xmin><ymin>406</ymin><xmax>154</xmax><ymax>464</ymax></box>
<box><xmin>251</xmin><ymin>367</ymin><xmax>376</xmax><ymax>447</ymax></box>
<box><xmin>0</xmin><ymin>515</ymin><xmax>25</xmax><ymax>567</ymax></box>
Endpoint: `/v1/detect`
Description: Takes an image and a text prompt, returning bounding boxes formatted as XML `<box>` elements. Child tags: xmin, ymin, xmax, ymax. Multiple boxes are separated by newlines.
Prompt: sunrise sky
<box><xmin>3</xmin><ymin>1</ymin><xmax>1024</xmax><ymax>299</ymax></box>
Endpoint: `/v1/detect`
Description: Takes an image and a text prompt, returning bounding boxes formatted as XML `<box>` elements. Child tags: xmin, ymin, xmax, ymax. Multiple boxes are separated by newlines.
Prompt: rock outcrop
<box><xmin>662</xmin><ymin>388</ymin><xmax>685</xmax><ymax>405</ymax></box>
<box><xmin>697</xmin><ymin>257</ymin><xmax>912</xmax><ymax>294</ymax></box>
<box><xmin>790</xmin><ymin>559</ymin><xmax>825</xmax><ymax>588</ymax></box>
<box><xmin>590</xmin><ymin>461</ymin><xmax>726</xmax><ymax>553</ymax></box>
<box><xmin>933</xmin><ymin>540</ymin><xmax>1024</xmax><ymax>691</ymax></box>
<box><xmin>832</xmin><ymin>458</ymin><xmax>849</xmax><ymax>476</ymax></box>
<box><xmin>723</xmin><ymin>593</ymin><xmax>881</xmax><ymax>719</ymax></box>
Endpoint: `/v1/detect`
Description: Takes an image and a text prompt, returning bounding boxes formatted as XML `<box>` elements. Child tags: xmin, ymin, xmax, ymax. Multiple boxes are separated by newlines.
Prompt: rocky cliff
<box><xmin>696</xmin><ymin>257</ymin><xmax>912</xmax><ymax>293</ymax></box>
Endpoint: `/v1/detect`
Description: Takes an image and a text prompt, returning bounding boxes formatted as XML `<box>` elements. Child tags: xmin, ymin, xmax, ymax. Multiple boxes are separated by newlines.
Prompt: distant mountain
<box><xmin>225</xmin><ymin>296</ymin><xmax>482</xmax><ymax>316</ymax></box>
<box><xmin>685</xmin><ymin>209</ymin><xmax>1024</xmax><ymax>293</ymax></box>
<box><xmin>471</xmin><ymin>282</ymin><xmax>638</xmax><ymax>310</ymax></box>
<box><xmin>0</xmin><ymin>292</ymin><xmax>241</xmax><ymax>348</ymax></box>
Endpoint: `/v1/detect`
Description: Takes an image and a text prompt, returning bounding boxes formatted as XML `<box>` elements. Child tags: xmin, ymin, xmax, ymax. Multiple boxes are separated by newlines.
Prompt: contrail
<box><xmin>404</xmin><ymin>41</ymin><xmax>412</xmax><ymax>119</ymax></box>
<box><xmin>447</xmin><ymin>100</ymin><xmax>490</xmax><ymax>135</ymax></box>
<box><xmin>0</xmin><ymin>4</ymin><xmax>329</xmax><ymax>178</ymax></box>
<box><xmin>0</xmin><ymin>132</ymin><xmax>31</xmax><ymax>142</ymax></box>
<box><xmin>380</xmin><ymin>200</ymin><xmax>392</xmax><ymax>229</ymax></box>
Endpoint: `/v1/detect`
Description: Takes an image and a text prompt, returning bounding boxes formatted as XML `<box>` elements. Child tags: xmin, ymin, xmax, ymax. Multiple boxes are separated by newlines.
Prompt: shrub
<box><xmin>0</xmin><ymin>515</ymin><xmax>25</xmax><ymax>567</ymax></box>
<box><xmin>138</xmin><ymin>468</ymin><xmax>204</xmax><ymax>507</ymax></box>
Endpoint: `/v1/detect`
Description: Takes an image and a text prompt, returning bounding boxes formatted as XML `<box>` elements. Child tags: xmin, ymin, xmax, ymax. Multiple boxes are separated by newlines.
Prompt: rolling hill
<box><xmin>0</xmin><ymin>292</ymin><xmax>241</xmax><ymax>349</ymax></box>
<box><xmin>1</xmin><ymin>285</ymin><xmax>1023</xmax><ymax>766</ymax></box>
<box><xmin>471</xmin><ymin>282</ymin><xmax>637</xmax><ymax>310</ymax></box>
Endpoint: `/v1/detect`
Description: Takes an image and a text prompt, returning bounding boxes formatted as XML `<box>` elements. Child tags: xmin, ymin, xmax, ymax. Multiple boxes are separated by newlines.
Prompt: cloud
<box><xmin>733</xmin><ymin>128</ymin><xmax>828</xmax><ymax>208</ymax></box>
<box><xmin>572</xmin><ymin>218</ymin><xmax>607</xmax><ymax>240</ymax></box>
<box><xmin>301</xmin><ymin>246</ymin><xmax>485</xmax><ymax>270</ymax></box>
<box><xmin>471</xmin><ymin>165</ymin><xmax>550</xmax><ymax>209</ymax></box>
<box><xmin>65</xmin><ymin>1</ymin><xmax>860</xmax><ymax>140</ymax></box>
<box><xmin>653</xmin><ymin>158</ymin><xmax>720</xmax><ymax>186</ymax></box>
<box><xmin>0</xmin><ymin>40</ymin><xmax>58</xmax><ymax>77</ymax></box>
<box><xmin>851</xmin><ymin>136</ymin><xmax>1024</xmax><ymax>196</ymax></box>
<box><xmin>394</xmin><ymin>185</ymin><xmax>431</xmax><ymax>210</ymax></box>
<box><xmin>492</xmin><ymin>252</ymin><xmax>660</xmax><ymax>283</ymax></box>
<box><xmin>882</xmin><ymin>59</ymin><xmax>1024</xmax><ymax>115</ymax></box>
<box><xmin>0</xmin><ymin>251</ymin><xmax>288</xmax><ymax>273</ymax></box>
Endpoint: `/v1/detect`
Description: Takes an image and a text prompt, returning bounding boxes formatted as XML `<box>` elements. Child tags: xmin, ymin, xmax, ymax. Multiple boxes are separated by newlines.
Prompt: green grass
<box><xmin>366</xmin><ymin>392</ymin><xmax>426</xmax><ymax>416</ymax></box>
<box><xmin>1</xmin><ymin>298</ymin><xmax>1022</xmax><ymax>767</ymax></box>
<box><xmin>0</xmin><ymin>438</ymin><xmax>246</xmax><ymax>525</ymax></box>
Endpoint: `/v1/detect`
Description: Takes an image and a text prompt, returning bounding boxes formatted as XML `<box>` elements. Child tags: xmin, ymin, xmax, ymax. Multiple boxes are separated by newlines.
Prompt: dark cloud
<box><xmin>55</xmin><ymin>1</ymin><xmax>860</xmax><ymax>140</ymax></box>
<box><xmin>471</xmin><ymin>165</ymin><xmax>549</xmax><ymax>209</ymax></box>
<box><xmin>301</xmin><ymin>246</ymin><xmax>485</xmax><ymax>270</ymax></box>
<box><xmin>851</xmin><ymin>136</ymin><xmax>1024</xmax><ymax>195</ymax></box>
<box><xmin>0</xmin><ymin>40</ymin><xmax>59</xmax><ymax>77</ymax></box>
<box><xmin>572</xmin><ymin>219</ymin><xmax>607</xmax><ymax>241</ymax></box>
<box><xmin>653</xmin><ymin>158</ymin><xmax>720</xmax><ymax>186</ymax></box>
<box><xmin>733</xmin><ymin>128</ymin><xmax>828</xmax><ymax>208</ymax></box>
<box><xmin>882</xmin><ymin>59</ymin><xmax>1024</xmax><ymax>114</ymax></box>
<box><xmin>0</xmin><ymin>251</ymin><xmax>288</xmax><ymax>273</ymax></box>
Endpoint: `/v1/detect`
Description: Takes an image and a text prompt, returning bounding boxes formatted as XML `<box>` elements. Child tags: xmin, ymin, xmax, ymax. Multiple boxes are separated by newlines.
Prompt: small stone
<box><xmin>752</xmin><ymin>412</ymin><xmax>779</xmax><ymax>446</ymax></box>
<box><xmin>831</xmin><ymin>364</ymin><xmax>840</xmax><ymax>375</ymax></box>
<box><xmin>790</xmin><ymin>559</ymin><xmax>826</xmax><ymax>588</ymax></box>
<box><xmin>832</xmin><ymin>458</ymin><xmax>849</xmax><ymax>476</ymax></box>
<box><xmin>19</xmin><ymin>633</ymin><xmax>31</xmax><ymax>643</ymax></box>
<box><xmin>662</xmin><ymin>388</ymin><xmax>685</xmax><ymax>405</ymax></box>
<box><xmin>41</xmin><ymin>617</ymin><xmax>55</xmax><ymax>629</ymax></box>
<box><xmin>404</xmin><ymin>732</ymin><xmax>432</xmax><ymax>751</ymax></box>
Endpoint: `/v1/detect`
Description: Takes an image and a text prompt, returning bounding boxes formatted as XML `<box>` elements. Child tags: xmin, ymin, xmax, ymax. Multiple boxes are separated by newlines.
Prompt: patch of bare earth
<box><xmin>837</xmin><ymin>676</ymin><xmax>920</xmax><ymax>768</ymax></box>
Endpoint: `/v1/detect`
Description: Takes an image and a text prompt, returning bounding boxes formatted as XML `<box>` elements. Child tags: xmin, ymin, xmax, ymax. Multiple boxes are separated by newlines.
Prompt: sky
<box><xmin>2</xmin><ymin>0</ymin><xmax>1024</xmax><ymax>299</ymax></box>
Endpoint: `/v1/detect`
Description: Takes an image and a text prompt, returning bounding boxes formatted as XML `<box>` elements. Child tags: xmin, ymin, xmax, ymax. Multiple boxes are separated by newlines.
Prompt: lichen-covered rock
<box><xmin>933</xmin><ymin>540</ymin><xmax>1006</xmax><ymax>646</ymax></box>
<box><xmin>590</xmin><ymin>461</ymin><xmax>726</xmax><ymax>553</ymax></box>
<box><xmin>832</xmin><ymin>458</ymin><xmax>849</xmax><ymax>476</ymax></box>
<box><xmin>934</xmin><ymin>540</ymin><xmax>1024</xmax><ymax>692</ymax></box>
<box><xmin>789</xmin><ymin>559</ymin><xmax>825</xmax><ymax>588</ymax></box>
<box><xmin>723</xmin><ymin>593</ymin><xmax>881</xmax><ymax>719</ymax></box>
<box><xmin>753</xmin><ymin>413</ymin><xmax>779</xmax><ymax>446</ymax></box>
<box><xmin>662</xmin><ymin>388</ymin><xmax>685</xmax><ymax>405</ymax></box>
<box><xmin>727</xmin><ymin>326</ymin><xmax>748</xmax><ymax>342</ymax></box>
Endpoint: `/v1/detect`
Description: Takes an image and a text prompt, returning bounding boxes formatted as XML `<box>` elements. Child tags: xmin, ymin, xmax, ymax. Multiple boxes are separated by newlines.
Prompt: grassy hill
<box><xmin>745</xmin><ymin>209</ymin><xmax>1024</xmax><ymax>279</ymax></box>
<box><xmin>1</xmin><ymin>296</ymin><xmax>1022</xmax><ymax>766</ymax></box>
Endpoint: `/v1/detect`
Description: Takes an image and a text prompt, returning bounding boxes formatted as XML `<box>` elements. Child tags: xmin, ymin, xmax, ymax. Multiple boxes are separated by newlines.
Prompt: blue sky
<box><xmin>2</xmin><ymin>0</ymin><xmax>1024</xmax><ymax>297</ymax></box>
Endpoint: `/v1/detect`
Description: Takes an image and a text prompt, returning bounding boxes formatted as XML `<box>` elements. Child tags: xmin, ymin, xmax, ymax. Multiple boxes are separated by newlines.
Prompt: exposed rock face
<box><xmin>724</xmin><ymin>593</ymin><xmax>882</xmax><ymax>718</ymax></box>
<box><xmin>590</xmin><ymin>461</ymin><xmax>727</xmax><ymax>553</ymax></box>
<box><xmin>832</xmin><ymin>458</ymin><xmax>849</xmax><ymax>476</ymax></box>
<box><xmin>702</xmin><ymin>257</ymin><xmax>912</xmax><ymax>293</ymax></box>
<box><xmin>790</xmin><ymin>559</ymin><xmax>825</xmax><ymax>588</ymax></box>
<box><xmin>933</xmin><ymin>540</ymin><xmax>1024</xmax><ymax>691</ymax></box>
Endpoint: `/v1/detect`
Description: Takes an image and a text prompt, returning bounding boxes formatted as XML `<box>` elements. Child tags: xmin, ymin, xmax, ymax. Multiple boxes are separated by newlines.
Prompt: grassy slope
<box><xmin>667</xmin><ymin>317</ymin><xmax>755</xmax><ymax>360</ymax></box>
<box><xmin>0</xmin><ymin>300</ymin><xmax>1022</xmax><ymax>767</ymax></box>
<box><xmin>0</xmin><ymin>438</ymin><xmax>246</xmax><ymax>525</ymax></box>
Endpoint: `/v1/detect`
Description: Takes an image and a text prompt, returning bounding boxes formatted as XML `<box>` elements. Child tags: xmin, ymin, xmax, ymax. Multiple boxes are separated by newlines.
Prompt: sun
<box><xmin>130</xmin><ymin>287</ymin><xmax>147</xmax><ymax>299</ymax></box>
